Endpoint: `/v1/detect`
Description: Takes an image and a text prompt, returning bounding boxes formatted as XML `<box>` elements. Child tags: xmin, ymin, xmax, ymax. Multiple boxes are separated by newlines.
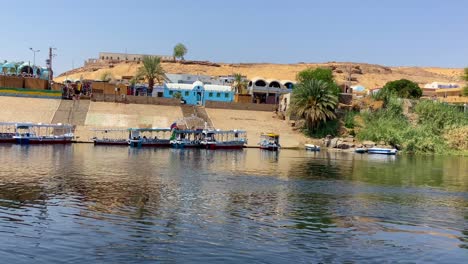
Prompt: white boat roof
<box><xmin>0</xmin><ymin>122</ymin><xmax>18</xmax><ymax>126</ymax></box>
<box><xmin>130</xmin><ymin>128</ymin><xmax>171</xmax><ymax>132</ymax></box>
<box><xmin>16</xmin><ymin>122</ymin><xmax>73</xmax><ymax>128</ymax></box>
<box><xmin>203</xmin><ymin>129</ymin><xmax>246</xmax><ymax>134</ymax></box>
<box><xmin>165</xmin><ymin>82</ymin><xmax>232</xmax><ymax>92</ymax></box>
<box><xmin>90</xmin><ymin>128</ymin><xmax>130</xmax><ymax>132</ymax></box>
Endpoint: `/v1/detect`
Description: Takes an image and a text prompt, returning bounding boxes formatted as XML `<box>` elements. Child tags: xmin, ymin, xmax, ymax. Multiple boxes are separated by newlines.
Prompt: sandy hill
<box><xmin>55</xmin><ymin>60</ymin><xmax>464</xmax><ymax>89</ymax></box>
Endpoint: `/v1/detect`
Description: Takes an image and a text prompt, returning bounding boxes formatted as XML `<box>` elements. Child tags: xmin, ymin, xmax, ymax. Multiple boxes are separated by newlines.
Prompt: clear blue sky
<box><xmin>0</xmin><ymin>0</ymin><xmax>466</xmax><ymax>74</ymax></box>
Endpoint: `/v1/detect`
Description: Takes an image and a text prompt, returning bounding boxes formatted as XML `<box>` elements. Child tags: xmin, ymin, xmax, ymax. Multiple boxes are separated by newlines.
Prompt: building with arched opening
<box><xmin>247</xmin><ymin>77</ymin><xmax>295</xmax><ymax>104</ymax></box>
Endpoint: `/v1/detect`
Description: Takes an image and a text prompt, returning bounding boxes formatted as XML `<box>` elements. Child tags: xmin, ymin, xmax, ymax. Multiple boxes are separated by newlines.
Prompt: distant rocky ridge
<box><xmin>55</xmin><ymin>60</ymin><xmax>464</xmax><ymax>89</ymax></box>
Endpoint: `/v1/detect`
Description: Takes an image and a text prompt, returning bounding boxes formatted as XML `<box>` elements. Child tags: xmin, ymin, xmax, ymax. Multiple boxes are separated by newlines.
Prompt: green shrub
<box><xmin>304</xmin><ymin>119</ymin><xmax>339</xmax><ymax>138</ymax></box>
<box><xmin>344</xmin><ymin>111</ymin><xmax>357</xmax><ymax>129</ymax></box>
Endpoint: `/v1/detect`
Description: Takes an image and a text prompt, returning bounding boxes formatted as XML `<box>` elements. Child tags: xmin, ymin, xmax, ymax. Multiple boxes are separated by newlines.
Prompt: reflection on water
<box><xmin>0</xmin><ymin>145</ymin><xmax>467</xmax><ymax>263</ymax></box>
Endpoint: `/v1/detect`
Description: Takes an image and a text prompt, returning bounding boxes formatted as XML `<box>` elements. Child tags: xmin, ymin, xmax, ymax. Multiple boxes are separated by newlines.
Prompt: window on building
<box><xmin>185</xmin><ymin>91</ymin><xmax>189</xmax><ymax>96</ymax></box>
<box><xmin>169</xmin><ymin>91</ymin><xmax>173</xmax><ymax>95</ymax></box>
<box><xmin>101</xmin><ymin>56</ymin><xmax>104</xmax><ymax>60</ymax></box>
<box><xmin>117</xmin><ymin>57</ymin><xmax>120</xmax><ymax>60</ymax></box>
<box><xmin>216</xmin><ymin>93</ymin><xmax>221</xmax><ymax>97</ymax></box>
<box><xmin>209</xmin><ymin>92</ymin><xmax>213</xmax><ymax>97</ymax></box>
<box><xmin>110</xmin><ymin>57</ymin><xmax>113</xmax><ymax>60</ymax></box>
<box><xmin>224</xmin><ymin>93</ymin><xmax>229</xmax><ymax>98</ymax></box>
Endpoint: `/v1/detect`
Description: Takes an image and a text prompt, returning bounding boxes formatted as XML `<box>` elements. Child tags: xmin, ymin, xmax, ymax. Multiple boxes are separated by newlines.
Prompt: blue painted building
<box><xmin>163</xmin><ymin>80</ymin><xmax>234</xmax><ymax>105</ymax></box>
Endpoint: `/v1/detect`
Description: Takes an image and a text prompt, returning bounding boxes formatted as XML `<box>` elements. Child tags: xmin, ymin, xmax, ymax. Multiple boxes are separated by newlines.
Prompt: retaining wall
<box><xmin>92</xmin><ymin>93</ymin><xmax>181</xmax><ymax>106</ymax></box>
<box><xmin>0</xmin><ymin>87</ymin><xmax>61</xmax><ymax>99</ymax></box>
<box><xmin>205</xmin><ymin>101</ymin><xmax>277</xmax><ymax>112</ymax></box>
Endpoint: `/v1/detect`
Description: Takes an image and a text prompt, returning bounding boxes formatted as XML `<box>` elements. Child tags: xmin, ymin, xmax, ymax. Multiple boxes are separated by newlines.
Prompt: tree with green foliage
<box><xmin>173</xmin><ymin>43</ymin><xmax>188</xmax><ymax>61</ymax></box>
<box><xmin>381</xmin><ymin>79</ymin><xmax>422</xmax><ymax>99</ymax></box>
<box><xmin>173</xmin><ymin>91</ymin><xmax>182</xmax><ymax>99</ymax></box>
<box><xmin>289</xmin><ymin>80</ymin><xmax>338</xmax><ymax>132</ymax></box>
<box><xmin>233</xmin><ymin>73</ymin><xmax>248</xmax><ymax>94</ymax></box>
<box><xmin>462</xmin><ymin>68</ymin><xmax>468</xmax><ymax>96</ymax></box>
<box><xmin>135</xmin><ymin>56</ymin><xmax>166</xmax><ymax>95</ymax></box>
<box><xmin>296</xmin><ymin>67</ymin><xmax>340</xmax><ymax>95</ymax></box>
<box><xmin>100</xmin><ymin>71</ymin><xmax>113</xmax><ymax>82</ymax></box>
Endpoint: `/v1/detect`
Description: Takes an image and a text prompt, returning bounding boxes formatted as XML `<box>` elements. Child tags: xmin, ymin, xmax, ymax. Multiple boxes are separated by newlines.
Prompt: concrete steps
<box><xmin>51</xmin><ymin>100</ymin><xmax>90</xmax><ymax>125</ymax></box>
<box><xmin>179</xmin><ymin>105</ymin><xmax>215</xmax><ymax>129</ymax></box>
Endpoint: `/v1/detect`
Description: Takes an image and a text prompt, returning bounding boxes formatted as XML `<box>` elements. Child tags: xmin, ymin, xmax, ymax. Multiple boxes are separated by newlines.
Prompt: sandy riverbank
<box><xmin>0</xmin><ymin>97</ymin><xmax>310</xmax><ymax>148</ymax></box>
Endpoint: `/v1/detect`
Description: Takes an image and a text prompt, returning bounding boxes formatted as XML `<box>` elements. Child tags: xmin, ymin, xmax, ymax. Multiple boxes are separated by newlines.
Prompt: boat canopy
<box><xmin>15</xmin><ymin>122</ymin><xmax>73</xmax><ymax>129</ymax></box>
<box><xmin>203</xmin><ymin>129</ymin><xmax>246</xmax><ymax>134</ymax></box>
<box><xmin>90</xmin><ymin>128</ymin><xmax>130</xmax><ymax>132</ymax></box>
<box><xmin>262</xmin><ymin>133</ymin><xmax>279</xmax><ymax>138</ymax></box>
<box><xmin>130</xmin><ymin>128</ymin><xmax>171</xmax><ymax>132</ymax></box>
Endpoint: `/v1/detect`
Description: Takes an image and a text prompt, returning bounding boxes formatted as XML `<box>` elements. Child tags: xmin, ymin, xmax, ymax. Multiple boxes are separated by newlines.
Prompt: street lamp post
<box><xmin>29</xmin><ymin>48</ymin><xmax>40</xmax><ymax>77</ymax></box>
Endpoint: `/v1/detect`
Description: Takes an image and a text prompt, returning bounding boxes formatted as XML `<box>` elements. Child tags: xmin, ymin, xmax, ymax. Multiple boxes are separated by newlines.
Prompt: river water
<box><xmin>0</xmin><ymin>145</ymin><xmax>466</xmax><ymax>263</ymax></box>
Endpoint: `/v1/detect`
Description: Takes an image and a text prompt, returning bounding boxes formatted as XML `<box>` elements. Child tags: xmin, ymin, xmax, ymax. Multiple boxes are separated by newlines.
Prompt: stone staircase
<box><xmin>51</xmin><ymin>100</ymin><xmax>90</xmax><ymax>126</ymax></box>
<box><xmin>179</xmin><ymin>105</ymin><xmax>214</xmax><ymax>129</ymax></box>
<box><xmin>194</xmin><ymin>106</ymin><xmax>214</xmax><ymax>128</ymax></box>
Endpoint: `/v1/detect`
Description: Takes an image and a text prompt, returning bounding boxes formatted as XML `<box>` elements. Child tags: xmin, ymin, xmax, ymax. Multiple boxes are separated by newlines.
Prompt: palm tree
<box><xmin>233</xmin><ymin>73</ymin><xmax>247</xmax><ymax>94</ymax></box>
<box><xmin>288</xmin><ymin>80</ymin><xmax>338</xmax><ymax>131</ymax></box>
<box><xmin>135</xmin><ymin>56</ymin><xmax>166</xmax><ymax>95</ymax></box>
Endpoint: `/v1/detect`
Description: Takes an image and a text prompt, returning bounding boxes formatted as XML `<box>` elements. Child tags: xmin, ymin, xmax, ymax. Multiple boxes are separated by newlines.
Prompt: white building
<box><xmin>98</xmin><ymin>52</ymin><xmax>173</xmax><ymax>62</ymax></box>
<box><xmin>424</xmin><ymin>82</ymin><xmax>460</xmax><ymax>89</ymax></box>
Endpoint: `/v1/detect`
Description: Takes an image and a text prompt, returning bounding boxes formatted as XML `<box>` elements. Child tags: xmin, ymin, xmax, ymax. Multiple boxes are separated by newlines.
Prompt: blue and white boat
<box><xmin>355</xmin><ymin>148</ymin><xmax>367</xmax><ymax>154</ymax></box>
<box><xmin>305</xmin><ymin>144</ymin><xmax>320</xmax><ymax>151</ymax></box>
<box><xmin>367</xmin><ymin>147</ymin><xmax>397</xmax><ymax>155</ymax></box>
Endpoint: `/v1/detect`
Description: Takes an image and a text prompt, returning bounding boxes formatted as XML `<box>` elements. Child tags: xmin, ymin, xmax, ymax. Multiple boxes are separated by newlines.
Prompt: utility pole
<box><xmin>47</xmin><ymin>47</ymin><xmax>57</xmax><ymax>84</ymax></box>
<box><xmin>29</xmin><ymin>48</ymin><xmax>40</xmax><ymax>76</ymax></box>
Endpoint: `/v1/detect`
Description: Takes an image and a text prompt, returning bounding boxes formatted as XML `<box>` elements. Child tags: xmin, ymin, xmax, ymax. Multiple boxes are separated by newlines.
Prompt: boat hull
<box><xmin>305</xmin><ymin>144</ymin><xmax>320</xmax><ymax>151</ymax></box>
<box><xmin>129</xmin><ymin>140</ymin><xmax>171</xmax><ymax>148</ymax></box>
<box><xmin>202</xmin><ymin>143</ymin><xmax>244</xmax><ymax>150</ymax></box>
<box><xmin>260</xmin><ymin>146</ymin><xmax>279</xmax><ymax>151</ymax></box>
<box><xmin>94</xmin><ymin>140</ymin><xmax>128</xmax><ymax>146</ymax></box>
<box><xmin>0</xmin><ymin>138</ymin><xmax>15</xmax><ymax>143</ymax></box>
<box><xmin>368</xmin><ymin>148</ymin><xmax>397</xmax><ymax>155</ymax></box>
<box><xmin>15</xmin><ymin>138</ymin><xmax>72</xmax><ymax>145</ymax></box>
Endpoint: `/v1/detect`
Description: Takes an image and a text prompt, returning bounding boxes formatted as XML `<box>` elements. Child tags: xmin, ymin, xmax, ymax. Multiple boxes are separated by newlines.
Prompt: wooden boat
<box><xmin>355</xmin><ymin>148</ymin><xmax>367</xmax><ymax>154</ymax></box>
<box><xmin>305</xmin><ymin>144</ymin><xmax>320</xmax><ymax>151</ymax></box>
<box><xmin>128</xmin><ymin>128</ymin><xmax>172</xmax><ymax>148</ymax></box>
<box><xmin>367</xmin><ymin>147</ymin><xmax>397</xmax><ymax>155</ymax></box>
<box><xmin>259</xmin><ymin>133</ymin><xmax>280</xmax><ymax>151</ymax></box>
<box><xmin>13</xmin><ymin>123</ymin><xmax>73</xmax><ymax>144</ymax></box>
<box><xmin>170</xmin><ymin>129</ymin><xmax>203</xmax><ymax>149</ymax></box>
<box><xmin>91</xmin><ymin>128</ymin><xmax>130</xmax><ymax>146</ymax></box>
<box><xmin>0</xmin><ymin>122</ymin><xmax>17</xmax><ymax>143</ymax></box>
<box><xmin>200</xmin><ymin>129</ymin><xmax>247</xmax><ymax>150</ymax></box>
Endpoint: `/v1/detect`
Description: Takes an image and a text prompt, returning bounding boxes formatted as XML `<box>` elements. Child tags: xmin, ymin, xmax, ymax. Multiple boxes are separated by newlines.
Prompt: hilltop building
<box><xmin>85</xmin><ymin>52</ymin><xmax>173</xmax><ymax>65</ymax></box>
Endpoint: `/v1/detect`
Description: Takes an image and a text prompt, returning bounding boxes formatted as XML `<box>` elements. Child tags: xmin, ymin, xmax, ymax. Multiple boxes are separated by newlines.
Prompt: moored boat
<box><xmin>259</xmin><ymin>133</ymin><xmax>280</xmax><ymax>151</ymax></box>
<box><xmin>305</xmin><ymin>144</ymin><xmax>320</xmax><ymax>151</ymax></box>
<box><xmin>200</xmin><ymin>129</ymin><xmax>247</xmax><ymax>150</ymax></box>
<box><xmin>0</xmin><ymin>122</ymin><xmax>17</xmax><ymax>143</ymax></box>
<box><xmin>368</xmin><ymin>147</ymin><xmax>397</xmax><ymax>155</ymax></box>
<box><xmin>355</xmin><ymin>148</ymin><xmax>367</xmax><ymax>154</ymax></box>
<box><xmin>91</xmin><ymin>128</ymin><xmax>130</xmax><ymax>146</ymax></box>
<box><xmin>128</xmin><ymin>128</ymin><xmax>172</xmax><ymax>148</ymax></box>
<box><xmin>170</xmin><ymin>129</ymin><xmax>203</xmax><ymax>149</ymax></box>
<box><xmin>13</xmin><ymin>123</ymin><xmax>73</xmax><ymax>144</ymax></box>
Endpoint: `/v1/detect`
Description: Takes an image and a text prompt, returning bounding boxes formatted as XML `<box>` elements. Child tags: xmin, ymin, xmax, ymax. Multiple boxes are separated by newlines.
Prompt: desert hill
<box><xmin>55</xmin><ymin>60</ymin><xmax>464</xmax><ymax>89</ymax></box>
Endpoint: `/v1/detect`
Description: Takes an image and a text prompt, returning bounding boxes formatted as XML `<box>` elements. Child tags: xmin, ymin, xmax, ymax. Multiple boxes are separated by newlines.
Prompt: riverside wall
<box><xmin>0</xmin><ymin>96</ymin><xmax>308</xmax><ymax>147</ymax></box>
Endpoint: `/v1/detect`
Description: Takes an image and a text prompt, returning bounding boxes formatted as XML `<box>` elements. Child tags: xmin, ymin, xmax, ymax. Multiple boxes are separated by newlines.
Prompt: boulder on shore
<box><xmin>362</xmin><ymin>140</ymin><xmax>376</xmax><ymax>148</ymax></box>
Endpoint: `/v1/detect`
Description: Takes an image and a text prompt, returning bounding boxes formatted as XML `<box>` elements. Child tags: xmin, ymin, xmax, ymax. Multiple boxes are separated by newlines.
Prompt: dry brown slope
<box><xmin>55</xmin><ymin>61</ymin><xmax>464</xmax><ymax>89</ymax></box>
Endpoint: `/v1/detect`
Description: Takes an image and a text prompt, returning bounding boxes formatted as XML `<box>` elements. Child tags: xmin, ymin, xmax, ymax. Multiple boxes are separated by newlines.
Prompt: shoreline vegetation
<box><xmin>289</xmin><ymin>68</ymin><xmax>468</xmax><ymax>156</ymax></box>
